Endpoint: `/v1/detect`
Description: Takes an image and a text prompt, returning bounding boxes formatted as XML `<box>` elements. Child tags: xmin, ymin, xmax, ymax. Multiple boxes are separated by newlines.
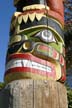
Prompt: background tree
<box><xmin>64</xmin><ymin>0</ymin><xmax>72</xmax><ymax>88</ymax></box>
<box><xmin>66</xmin><ymin>85</ymin><xmax>72</xmax><ymax>108</ymax></box>
<box><xmin>0</xmin><ymin>82</ymin><xmax>5</xmax><ymax>90</ymax></box>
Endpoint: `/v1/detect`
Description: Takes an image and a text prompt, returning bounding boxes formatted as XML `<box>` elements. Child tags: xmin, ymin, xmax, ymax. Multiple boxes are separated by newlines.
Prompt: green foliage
<box><xmin>0</xmin><ymin>82</ymin><xmax>5</xmax><ymax>90</ymax></box>
<box><xmin>66</xmin><ymin>86</ymin><xmax>72</xmax><ymax>108</ymax></box>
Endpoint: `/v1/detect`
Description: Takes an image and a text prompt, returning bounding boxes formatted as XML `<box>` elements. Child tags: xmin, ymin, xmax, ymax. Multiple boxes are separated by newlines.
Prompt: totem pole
<box><xmin>5</xmin><ymin>0</ymin><xmax>66</xmax><ymax>83</ymax></box>
<box><xmin>0</xmin><ymin>0</ymin><xmax>68</xmax><ymax>108</ymax></box>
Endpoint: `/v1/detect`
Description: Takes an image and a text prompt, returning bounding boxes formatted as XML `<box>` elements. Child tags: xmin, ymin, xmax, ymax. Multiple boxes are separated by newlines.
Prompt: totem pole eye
<box><xmin>35</xmin><ymin>30</ymin><xmax>56</xmax><ymax>43</ymax></box>
<box><xmin>22</xmin><ymin>40</ymin><xmax>34</xmax><ymax>52</ymax></box>
<box><xmin>41</xmin><ymin>30</ymin><xmax>56</xmax><ymax>43</ymax></box>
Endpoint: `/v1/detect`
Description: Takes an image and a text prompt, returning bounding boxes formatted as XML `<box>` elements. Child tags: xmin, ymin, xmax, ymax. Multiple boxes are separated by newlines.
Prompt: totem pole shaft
<box><xmin>0</xmin><ymin>0</ymin><xmax>68</xmax><ymax>108</ymax></box>
<box><xmin>0</xmin><ymin>80</ymin><xmax>68</xmax><ymax>108</ymax></box>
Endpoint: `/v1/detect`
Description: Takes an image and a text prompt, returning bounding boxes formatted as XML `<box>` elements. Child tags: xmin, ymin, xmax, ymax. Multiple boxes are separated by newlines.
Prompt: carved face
<box><xmin>4</xmin><ymin>4</ymin><xmax>66</xmax><ymax>83</ymax></box>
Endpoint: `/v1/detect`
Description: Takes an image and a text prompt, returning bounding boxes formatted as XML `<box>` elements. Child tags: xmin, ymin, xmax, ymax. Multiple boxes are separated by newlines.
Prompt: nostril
<box><xmin>23</xmin><ymin>41</ymin><xmax>31</xmax><ymax>50</ymax></box>
<box><xmin>22</xmin><ymin>40</ymin><xmax>34</xmax><ymax>52</ymax></box>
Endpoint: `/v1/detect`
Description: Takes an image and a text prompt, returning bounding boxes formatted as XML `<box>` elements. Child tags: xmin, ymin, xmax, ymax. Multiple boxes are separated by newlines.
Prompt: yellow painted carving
<box><xmin>23</xmin><ymin>14</ymin><xmax>28</xmax><ymax>23</ymax></box>
<box><xmin>23</xmin><ymin>4</ymin><xmax>50</xmax><ymax>11</ymax></box>
<box><xmin>29</xmin><ymin>13</ymin><xmax>36</xmax><ymax>22</ymax></box>
<box><xmin>18</xmin><ymin>16</ymin><xmax>22</xmax><ymax>24</ymax></box>
<box><xmin>10</xmin><ymin>35</ymin><xmax>21</xmax><ymax>45</ymax></box>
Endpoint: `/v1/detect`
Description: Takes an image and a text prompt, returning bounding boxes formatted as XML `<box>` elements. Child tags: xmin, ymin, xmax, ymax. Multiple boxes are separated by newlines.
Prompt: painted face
<box><xmin>4</xmin><ymin>1</ymin><xmax>66</xmax><ymax>83</ymax></box>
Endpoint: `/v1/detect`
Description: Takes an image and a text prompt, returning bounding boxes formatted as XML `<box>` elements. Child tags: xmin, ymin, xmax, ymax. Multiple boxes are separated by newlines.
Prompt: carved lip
<box><xmin>5</xmin><ymin>53</ymin><xmax>56</xmax><ymax>79</ymax></box>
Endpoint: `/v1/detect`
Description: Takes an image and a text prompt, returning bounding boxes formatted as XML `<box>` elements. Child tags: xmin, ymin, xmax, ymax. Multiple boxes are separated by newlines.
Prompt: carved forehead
<box><xmin>14</xmin><ymin>0</ymin><xmax>47</xmax><ymax>7</ymax></box>
<box><xmin>14</xmin><ymin>0</ymin><xmax>64</xmax><ymax>6</ymax></box>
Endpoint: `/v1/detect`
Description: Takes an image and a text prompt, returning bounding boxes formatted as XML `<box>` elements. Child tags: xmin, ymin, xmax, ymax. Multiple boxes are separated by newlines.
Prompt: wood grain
<box><xmin>0</xmin><ymin>80</ymin><xmax>68</xmax><ymax>108</ymax></box>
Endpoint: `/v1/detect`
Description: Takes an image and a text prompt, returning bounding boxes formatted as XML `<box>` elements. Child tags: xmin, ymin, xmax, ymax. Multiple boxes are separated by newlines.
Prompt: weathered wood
<box><xmin>34</xmin><ymin>80</ymin><xmax>68</xmax><ymax>108</ymax></box>
<box><xmin>0</xmin><ymin>80</ymin><xmax>68</xmax><ymax>108</ymax></box>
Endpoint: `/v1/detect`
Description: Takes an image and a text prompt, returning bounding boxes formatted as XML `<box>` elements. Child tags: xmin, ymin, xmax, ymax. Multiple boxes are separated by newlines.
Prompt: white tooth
<box><xmin>6</xmin><ymin>59</ymin><xmax>14</xmax><ymax>70</ymax></box>
<box><xmin>32</xmin><ymin>62</ymin><xmax>51</xmax><ymax>72</ymax></box>
<box><xmin>8</xmin><ymin>60</ymin><xmax>15</xmax><ymax>69</ymax></box>
<box><xmin>37</xmin><ymin>63</ymin><xmax>43</xmax><ymax>68</ymax></box>
<box><xmin>29</xmin><ymin>13</ymin><xmax>35</xmax><ymax>22</ymax></box>
<box><xmin>32</xmin><ymin>61</ymin><xmax>45</xmax><ymax>71</ymax></box>
<box><xmin>27</xmin><ymin>60</ymin><xmax>32</xmax><ymax>68</ymax></box>
<box><xmin>10</xmin><ymin>60</ymin><xmax>16</xmax><ymax>68</ymax></box>
<box><xmin>21</xmin><ymin>60</ymin><xmax>24</xmax><ymax>67</ymax></box>
<box><xmin>15</xmin><ymin>60</ymin><xmax>22</xmax><ymax>67</ymax></box>
<box><xmin>32</xmin><ymin>64</ymin><xmax>38</xmax><ymax>70</ymax></box>
<box><xmin>38</xmin><ymin>64</ymin><xmax>46</xmax><ymax>71</ymax></box>
<box><xmin>21</xmin><ymin>60</ymin><xmax>23</xmax><ymax>67</ymax></box>
<box><xmin>23</xmin><ymin>60</ymin><xmax>29</xmax><ymax>67</ymax></box>
<box><xmin>46</xmin><ymin>66</ymin><xmax>51</xmax><ymax>72</ymax></box>
<box><xmin>6</xmin><ymin>60</ymin><xmax>22</xmax><ymax>70</ymax></box>
<box><xmin>6</xmin><ymin>59</ymin><xmax>51</xmax><ymax>73</ymax></box>
<box><xmin>23</xmin><ymin>14</ymin><xmax>28</xmax><ymax>23</ymax></box>
<box><xmin>32</xmin><ymin>61</ymin><xmax>38</xmax><ymax>67</ymax></box>
<box><xmin>38</xmin><ymin>66</ymin><xmax>46</xmax><ymax>71</ymax></box>
<box><xmin>18</xmin><ymin>16</ymin><xmax>22</xmax><ymax>24</ymax></box>
<box><xmin>36</xmin><ymin>13</ymin><xmax>43</xmax><ymax>21</ymax></box>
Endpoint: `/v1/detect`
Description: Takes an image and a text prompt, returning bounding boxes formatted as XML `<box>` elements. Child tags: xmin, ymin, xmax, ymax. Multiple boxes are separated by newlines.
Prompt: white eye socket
<box><xmin>35</xmin><ymin>30</ymin><xmax>56</xmax><ymax>43</ymax></box>
<box><xmin>41</xmin><ymin>30</ymin><xmax>56</xmax><ymax>42</ymax></box>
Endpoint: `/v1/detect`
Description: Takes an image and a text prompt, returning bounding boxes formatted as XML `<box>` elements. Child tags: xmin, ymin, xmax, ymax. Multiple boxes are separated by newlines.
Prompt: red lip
<box><xmin>7</xmin><ymin>53</ymin><xmax>55</xmax><ymax>67</ymax></box>
<box><xmin>5</xmin><ymin>67</ymin><xmax>56</xmax><ymax>78</ymax></box>
<box><xmin>5</xmin><ymin>53</ymin><xmax>56</xmax><ymax>79</ymax></box>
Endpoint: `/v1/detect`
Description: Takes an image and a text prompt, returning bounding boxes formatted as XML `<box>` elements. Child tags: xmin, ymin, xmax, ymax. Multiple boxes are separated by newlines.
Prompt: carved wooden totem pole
<box><xmin>5</xmin><ymin>0</ymin><xmax>66</xmax><ymax>83</ymax></box>
<box><xmin>0</xmin><ymin>0</ymin><xmax>68</xmax><ymax>108</ymax></box>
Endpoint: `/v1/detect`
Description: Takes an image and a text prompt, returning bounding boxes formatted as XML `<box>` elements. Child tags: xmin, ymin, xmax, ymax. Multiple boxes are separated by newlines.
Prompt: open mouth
<box><xmin>6</xmin><ymin>59</ymin><xmax>52</xmax><ymax>73</ymax></box>
<box><xmin>5</xmin><ymin>52</ymin><xmax>66</xmax><ymax>83</ymax></box>
<box><xmin>5</xmin><ymin>53</ymin><xmax>56</xmax><ymax>80</ymax></box>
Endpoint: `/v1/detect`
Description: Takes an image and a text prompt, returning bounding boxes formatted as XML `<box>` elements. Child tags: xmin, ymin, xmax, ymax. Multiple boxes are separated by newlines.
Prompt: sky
<box><xmin>0</xmin><ymin>1</ymin><xmax>15</xmax><ymax>82</ymax></box>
